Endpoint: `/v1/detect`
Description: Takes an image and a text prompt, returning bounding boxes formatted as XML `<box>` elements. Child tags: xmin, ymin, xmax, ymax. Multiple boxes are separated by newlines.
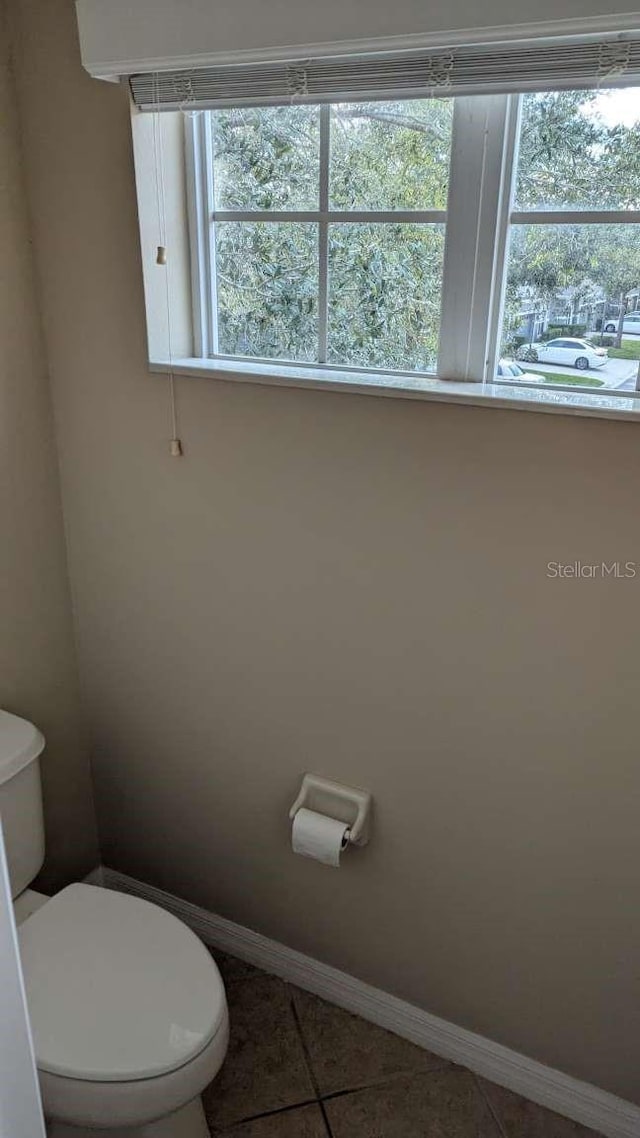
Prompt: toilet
<box><xmin>0</xmin><ymin>709</ymin><xmax>229</xmax><ymax>1137</ymax></box>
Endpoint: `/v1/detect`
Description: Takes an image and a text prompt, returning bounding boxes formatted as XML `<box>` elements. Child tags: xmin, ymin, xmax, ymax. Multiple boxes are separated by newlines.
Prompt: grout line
<box><xmin>208</xmin><ymin>963</ymin><xmax>321</xmax><ymax>1131</ymax></box>
<box><xmin>317</xmin><ymin>1099</ymin><xmax>334</xmax><ymax>1137</ymax></box>
<box><xmin>219</xmin><ymin>1098</ymin><xmax>321</xmax><ymax>1129</ymax></box>
<box><xmin>321</xmin><ymin>1086</ymin><xmax>375</xmax><ymax>1105</ymax></box>
<box><xmin>472</xmin><ymin>1073</ymin><xmax>510</xmax><ymax>1138</ymax></box>
<box><xmin>284</xmin><ymin>983</ymin><xmax>330</xmax><ymax>1133</ymax></box>
<box><xmin>318</xmin><ymin>1062</ymin><xmax>464</xmax><ymax>1104</ymax></box>
<box><xmin>287</xmin><ymin>986</ymin><xmax>336</xmax><ymax>1137</ymax></box>
<box><xmin>288</xmin><ymin>985</ymin><xmax>322</xmax><ymax>1099</ymax></box>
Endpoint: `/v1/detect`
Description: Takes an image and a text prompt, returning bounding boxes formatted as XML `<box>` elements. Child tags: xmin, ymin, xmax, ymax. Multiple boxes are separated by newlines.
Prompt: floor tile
<box><xmin>291</xmin><ymin>988</ymin><xmax>450</xmax><ymax>1096</ymax></box>
<box><xmin>212</xmin><ymin>1104</ymin><xmax>329</xmax><ymax>1137</ymax></box>
<box><xmin>203</xmin><ymin>975</ymin><xmax>316</xmax><ymax>1127</ymax></box>
<box><xmin>325</xmin><ymin>1069</ymin><xmax>502</xmax><ymax>1137</ymax></box>
<box><xmin>210</xmin><ymin>948</ymin><xmax>266</xmax><ymax>986</ymax></box>
<box><xmin>478</xmin><ymin>1079</ymin><xmax>605</xmax><ymax>1137</ymax></box>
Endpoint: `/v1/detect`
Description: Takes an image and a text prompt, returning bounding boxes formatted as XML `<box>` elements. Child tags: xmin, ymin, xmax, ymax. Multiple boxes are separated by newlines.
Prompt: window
<box><xmin>185</xmin><ymin>86</ymin><xmax>640</xmax><ymax>398</ymax></box>
<box><xmin>131</xmin><ymin>45</ymin><xmax>640</xmax><ymax>417</ymax></box>
<box><xmin>191</xmin><ymin>100</ymin><xmax>453</xmax><ymax>374</ymax></box>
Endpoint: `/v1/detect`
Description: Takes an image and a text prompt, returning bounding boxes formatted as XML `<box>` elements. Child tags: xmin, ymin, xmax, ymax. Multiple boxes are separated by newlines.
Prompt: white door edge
<box><xmin>0</xmin><ymin>818</ymin><xmax>45</xmax><ymax>1138</ymax></box>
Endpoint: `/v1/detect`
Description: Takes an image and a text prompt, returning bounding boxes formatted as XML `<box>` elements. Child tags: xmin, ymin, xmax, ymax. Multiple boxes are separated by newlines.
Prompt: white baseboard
<box><xmin>96</xmin><ymin>866</ymin><xmax>639</xmax><ymax>1138</ymax></box>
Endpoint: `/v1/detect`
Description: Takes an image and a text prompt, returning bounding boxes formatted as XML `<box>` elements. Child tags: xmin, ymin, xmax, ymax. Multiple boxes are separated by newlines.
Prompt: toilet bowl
<box><xmin>19</xmin><ymin>883</ymin><xmax>229</xmax><ymax>1137</ymax></box>
<box><xmin>0</xmin><ymin>710</ymin><xmax>229</xmax><ymax>1137</ymax></box>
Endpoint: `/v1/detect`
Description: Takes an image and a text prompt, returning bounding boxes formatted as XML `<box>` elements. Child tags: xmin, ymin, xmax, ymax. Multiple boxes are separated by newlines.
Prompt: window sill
<box><xmin>150</xmin><ymin>358</ymin><xmax>640</xmax><ymax>423</ymax></box>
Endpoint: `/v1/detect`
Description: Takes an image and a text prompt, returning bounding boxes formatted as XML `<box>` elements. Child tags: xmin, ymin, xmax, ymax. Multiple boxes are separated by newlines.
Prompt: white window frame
<box><xmin>185</xmin><ymin>94</ymin><xmax>519</xmax><ymax>384</ymax></box>
<box><xmin>174</xmin><ymin>89</ymin><xmax>640</xmax><ymax>419</ymax></box>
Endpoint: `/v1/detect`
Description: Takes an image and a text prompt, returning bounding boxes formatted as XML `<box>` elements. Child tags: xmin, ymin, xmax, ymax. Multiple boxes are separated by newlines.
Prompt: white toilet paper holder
<box><xmin>289</xmin><ymin>774</ymin><xmax>372</xmax><ymax>847</ymax></box>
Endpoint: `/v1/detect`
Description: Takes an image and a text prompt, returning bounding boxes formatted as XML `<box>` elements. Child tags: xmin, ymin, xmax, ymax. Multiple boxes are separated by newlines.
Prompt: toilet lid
<box><xmin>18</xmin><ymin>884</ymin><xmax>226</xmax><ymax>1082</ymax></box>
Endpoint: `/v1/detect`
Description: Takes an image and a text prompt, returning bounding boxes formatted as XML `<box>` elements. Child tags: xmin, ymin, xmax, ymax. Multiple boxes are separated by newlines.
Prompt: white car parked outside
<box><xmin>521</xmin><ymin>337</ymin><xmax>607</xmax><ymax>370</ymax></box>
<box><xmin>604</xmin><ymin>313</ymin><xmax>640</xmax><ymax>334</ymax></box>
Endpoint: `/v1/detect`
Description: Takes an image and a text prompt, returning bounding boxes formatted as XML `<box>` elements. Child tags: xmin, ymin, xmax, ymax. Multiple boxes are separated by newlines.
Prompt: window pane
<box><xmin>515</xmin><ymin>89</ymin><xmax>640</xmax><ymax>211</ymax></box>
<box><xmin>211</xmin><ymin>107</ymin><xmax>320</xmax><ymax>210</ymax></box>
<box><xmin>330</xmin><ymin>100</ymin><xmax>453</xmax><ymax>210</ymax></box>
<box><xmin>215</xmin><ymin>223</ymin><xmax>318</xmax><ymax>361</ymax></box>
<box><xmin>328</xmin><ymin>223</ymin><xmax>445</xmax><ymax>371</ymax></box>
<box><xmin>499</xmin><ymin>223</ymin><xmax>640</xmax><ymax>388</ymax></box>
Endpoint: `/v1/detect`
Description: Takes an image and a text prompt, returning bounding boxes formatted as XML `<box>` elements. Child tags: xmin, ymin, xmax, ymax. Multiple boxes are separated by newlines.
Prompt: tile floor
<box><xmin>202</xmin><ymin>950</ymin><xmax>603</xmax><ymax>1137</ymax></box>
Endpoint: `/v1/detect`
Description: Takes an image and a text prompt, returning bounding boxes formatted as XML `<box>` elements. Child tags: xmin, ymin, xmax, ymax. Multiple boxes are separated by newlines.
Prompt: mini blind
<box><xmin>129</xmin><ymin>36</ymin><xmax>640</xmax><ymax>111</ymax></box>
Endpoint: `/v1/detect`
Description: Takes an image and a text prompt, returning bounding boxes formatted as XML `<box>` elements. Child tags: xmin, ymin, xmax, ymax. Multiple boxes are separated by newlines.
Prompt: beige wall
<box><xmin>0</xmin><ymin>0</ymin><xmax>98</xmax><ymax>888</ymax></box>
<box><xmin>9</xmin><ymin>0</ymin><xmax>640</xmax><ymax>1105</ymax></box>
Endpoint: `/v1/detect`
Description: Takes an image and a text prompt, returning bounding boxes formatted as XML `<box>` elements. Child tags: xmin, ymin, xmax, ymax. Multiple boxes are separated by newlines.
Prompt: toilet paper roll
<box><xmin>292</xmin><ymin>808</ymin><xmax>350</xmax><ymax>868</ymax></box>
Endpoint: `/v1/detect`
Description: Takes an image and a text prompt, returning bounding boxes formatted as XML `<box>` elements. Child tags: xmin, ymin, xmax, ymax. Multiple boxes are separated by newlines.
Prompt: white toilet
<box><xmin>0</xmin><ymin>709</ymin><xmax>229</xmax><ymax>1137</ymax></box>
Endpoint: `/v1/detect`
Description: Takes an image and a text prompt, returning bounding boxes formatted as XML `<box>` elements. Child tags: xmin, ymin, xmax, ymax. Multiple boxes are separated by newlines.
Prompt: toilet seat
<box><xmin>18</xmin><ymin>883</ymin><xmax>226</xmax><ymax>1084</ymax></box>
<box><xmin>39</xmin><ymin>1022</ymin><xmax>229</xmax><ymax>1132</ymax></box>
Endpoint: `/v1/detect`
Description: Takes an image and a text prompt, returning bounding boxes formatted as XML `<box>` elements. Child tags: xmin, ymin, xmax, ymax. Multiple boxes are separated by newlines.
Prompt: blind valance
<box><xmin>129</xmin><ymin>35</ymin><xmax>640</xmax><ymax>111</ymax></box>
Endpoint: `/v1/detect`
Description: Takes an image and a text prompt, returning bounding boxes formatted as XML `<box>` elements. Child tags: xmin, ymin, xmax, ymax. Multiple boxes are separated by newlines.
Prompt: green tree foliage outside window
<box><xmin>211</xmin><ymin>102</ymin><xmax>452</xmax><ymax>370</ymax></box>
<box><xmin>503</xmin><ymin>90</ymin><xmax>640</xmax><ymax>354</ymax></box>
<box><xmin>208</xmin><ymin>91</ymin><xmax>640</xmax><ymax>373</ymax></box>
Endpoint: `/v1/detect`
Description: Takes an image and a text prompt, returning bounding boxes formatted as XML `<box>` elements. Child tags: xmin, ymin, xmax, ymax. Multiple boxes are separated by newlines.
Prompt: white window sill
<box><xmin>150</xmin><ymin>358</ymin><xmax>640</xmax><ymax>423</ymax></box>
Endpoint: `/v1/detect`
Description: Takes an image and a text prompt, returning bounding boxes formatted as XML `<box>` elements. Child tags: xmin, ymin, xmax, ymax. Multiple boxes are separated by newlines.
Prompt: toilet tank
<box><xmin>0</xmin><ymin>710</ymin><xmax>45</xmax><ymax>898</ymax></box>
